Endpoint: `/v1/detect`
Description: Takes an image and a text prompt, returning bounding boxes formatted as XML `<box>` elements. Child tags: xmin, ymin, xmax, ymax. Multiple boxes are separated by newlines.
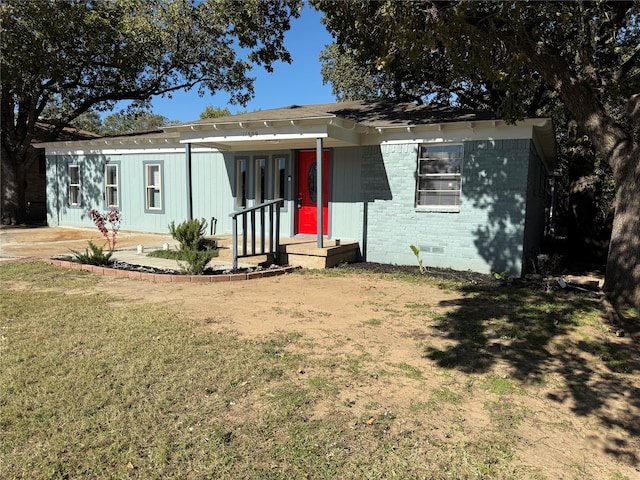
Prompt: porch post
<box><xmin>316</xmin><ymin>137</ymin><xmax>323</xmax><ymax>248</ymax></box>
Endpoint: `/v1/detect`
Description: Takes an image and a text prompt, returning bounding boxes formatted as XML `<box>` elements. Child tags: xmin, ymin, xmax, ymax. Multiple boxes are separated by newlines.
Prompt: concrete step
<box><xmin>208</xmin><ymin>235</ymin><xmax>359</xmax><ymax>269</ymax></box>
<box><xmin>215</xmin><ymin>247</ymin><xmax>276</xmax><ymax>267</ymax></box>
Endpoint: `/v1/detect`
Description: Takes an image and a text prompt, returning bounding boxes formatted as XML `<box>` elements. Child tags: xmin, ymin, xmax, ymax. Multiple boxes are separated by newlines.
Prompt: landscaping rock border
<box><xmin>44</xmin><ymin>258</ymin><xmax>300</xmax><ymax>283</ymax></box>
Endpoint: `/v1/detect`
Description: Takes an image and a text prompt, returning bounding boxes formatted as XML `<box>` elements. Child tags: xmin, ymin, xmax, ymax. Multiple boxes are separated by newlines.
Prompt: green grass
<box><xmin>430</xmin><ymin>386</ymin><xmax>462</xmax><ymax>404</ymax></box>
<box><xmin>0</xmin><ymin>259</ymin><xmax>100</xmax><ymax>288</ymax></box>
<box><xmin>1</xmin><ymin>261</ymin><xmax>637</xmax><ymax>480</ymax></box>
<box><xmin>361</xmin><ymin>318</ymin><xmax>382</xmax><ymax>327</ymax></box>
<box><xmin>484</xmin><ymin>375</ymin><xmax>527</xmax><ymax>396</ymax></box>
<box><xmin>390</xmin><ymin>361</ymin><xmax>424</xmax><ymax>380</ymax></box>
<box><xmin>0</xmin><ymin>284</ymin><xmax>317</xmax><ymax>478</ymax></box>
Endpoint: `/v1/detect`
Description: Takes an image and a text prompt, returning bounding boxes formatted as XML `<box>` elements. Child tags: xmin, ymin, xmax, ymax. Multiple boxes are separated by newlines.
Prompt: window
<box><xmin>236</xmin><ymin>157</ymin><xmax>248</xmax><ymax>208</ymax></box>
<box><xmin>415</xmin><ymin>144</ymin><xmax>463</xmax><ymax>208</ymax></box>
<box><xmin>105</xmin><ymin>164</ymin><xmax>119</xmax><ymax>208</ymax></box>
<box><xmin>273</xmin><ymin>155</ymin><xmax>288</xmax><ymax>201</ymax></box>
<box><xmin>144</xmin><ymin>163</ymin><xmax>163</xmax><ymax>211</ymax></box>
<box><xmin>68</xmin><ymin>164</ymin><xmax>81</xmax><ymax>206</ymax></box>
<box><xmin>255</xmin><ymin>157</ymin><xmax>267</xmax><ymax>204</ymax></box>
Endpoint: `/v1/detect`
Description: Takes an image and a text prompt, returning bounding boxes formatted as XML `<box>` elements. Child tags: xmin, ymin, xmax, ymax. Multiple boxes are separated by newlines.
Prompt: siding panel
<box><xmin>330</xmin><ymin>146</ymin><xmax>365</xmax><ymax>243</ymax></box>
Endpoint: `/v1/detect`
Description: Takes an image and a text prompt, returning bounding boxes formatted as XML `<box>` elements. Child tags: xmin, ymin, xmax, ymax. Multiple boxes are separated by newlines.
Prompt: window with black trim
<box><xmin>105</xmin><ymin>163</ymin><xmax>119</xmax><ymax>208</ymax></box>
<box><xmin>68</xmin><ymin>164</ymin><xmax>81</xmax><ymax>206</ymax></box>
<box><xmin>144</xmin><ymin>163</ymin><xmax>163</xmax><ymax>211</ymax></box>
<box><xmin>415</xmin><ymin>144</ymin><xmax>463</xmax><ymax>208</ymax></box>
<box><xmin>255</xmin><ymin>157</ymin><xmax>267</xmax><ymax>204</ymax></box>
<box><xmin>235</xmin><ymin>157</ymin><xmax>248</xmax><ymax>208</ymax></box>
<box><xmin>273</xmin><ymin>155</ymin><xmax>288</xmax><ymax>202</ymax></box>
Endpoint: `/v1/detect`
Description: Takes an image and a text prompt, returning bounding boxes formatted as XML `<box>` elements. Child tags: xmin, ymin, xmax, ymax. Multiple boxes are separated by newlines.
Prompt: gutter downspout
<box><xmin>316</xmin><ymin>137</ymin><xmax>323</xmax><ymax>248</ymax></box>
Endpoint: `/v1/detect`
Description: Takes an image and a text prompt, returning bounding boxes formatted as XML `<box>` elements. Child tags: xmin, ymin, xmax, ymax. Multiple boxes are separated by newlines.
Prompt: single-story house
<box><xmin>39</xmin><ymin>100</ymin><xmax>556</xmax><ymax>276</ymax></box>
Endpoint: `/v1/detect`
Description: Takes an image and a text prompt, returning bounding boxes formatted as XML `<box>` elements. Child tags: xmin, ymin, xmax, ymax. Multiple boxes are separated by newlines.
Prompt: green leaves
<box><xmin>168</xmin><ymin>218</ymin><xmax>208</xmax><ymax>251</ymax></box>
<box><xmin>314</xmin><ymin>1</ymin><xmax>639</xmax><ymax>122</ymax></box>
<box><xmin>2</xmin><ymin>0</ymin><xmax>303</xmax><ymax>137</ymax></box>
<box><xmin>409</xmin><ymin>245</ymin><xmax>425</xmax><ymax>275</ymax></box>
<box><xmin>71</xmin><ymin>240</ymin><xmax>114</xmax><ymax>266</ymax></box>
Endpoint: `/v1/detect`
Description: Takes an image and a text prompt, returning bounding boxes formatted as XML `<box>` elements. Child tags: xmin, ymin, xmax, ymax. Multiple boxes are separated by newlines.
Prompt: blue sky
<box><xmin>148</xmin><ymin>4</ymin><xmax>336</xmax><ymax>123</ymax></box>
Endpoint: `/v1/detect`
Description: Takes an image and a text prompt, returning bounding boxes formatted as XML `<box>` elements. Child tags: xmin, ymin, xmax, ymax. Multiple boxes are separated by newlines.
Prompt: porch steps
<box><xmin>279</xmin><ymin>240</ymin><xmax>359</xmax><ymax>269</ymax></box>
<box><xmin>210</xmin><ymin>236</ymin><xmax>275</xmax><ymax>267</ymax></box>
<box><xmin>208</xmin><ymin>235</ymin><xmax>359</xmax><ymax>269</ymax></box>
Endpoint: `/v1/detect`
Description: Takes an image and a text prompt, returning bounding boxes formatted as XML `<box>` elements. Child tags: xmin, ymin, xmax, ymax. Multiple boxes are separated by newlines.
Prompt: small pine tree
<box><xmin>168</xmin><ymin>218</ymin><xmax>207</xmax><ymax>251</ymax></box>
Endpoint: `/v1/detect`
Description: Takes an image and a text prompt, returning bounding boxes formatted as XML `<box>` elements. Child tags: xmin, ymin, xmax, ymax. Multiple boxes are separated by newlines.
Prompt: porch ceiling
<box><xmin>176</xmin><ymin>117</ymin><xmax>365</xmax><ymax>152</ymax></box>
<box><xmin>188</xmin><ymin>137</ymin><xmax>357</xmax><ymax>152</ymax></box>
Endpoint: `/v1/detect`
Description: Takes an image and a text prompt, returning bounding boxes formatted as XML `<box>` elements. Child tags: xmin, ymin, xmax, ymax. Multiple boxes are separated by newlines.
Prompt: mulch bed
<box><xmin>337</xmin><ymin>262</ymin><xmax>603</xmax><ymax>296</ymax></box>
<box><xmin>109</xmin><ymin>260</ymin><xmax>267</xmax><ymax>276</ymax></box>
<box><xmin>340</xmin><ymin>262</ymin><xmax>503</xmax><ymax>287</ymax></box>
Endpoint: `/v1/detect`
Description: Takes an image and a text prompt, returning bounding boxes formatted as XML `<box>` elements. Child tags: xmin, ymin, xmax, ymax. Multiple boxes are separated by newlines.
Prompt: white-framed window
<box><xmin>415</xmin><ymin>144</ymin><xmax>463</xmax><ymax>209</ymax></box>
<box><xmin>235</xmin><ymin>157</ymin><xmax>248</xmax><ymax>208</ymax></box>
<box><xmin>105</xmin><ymin>163</ymin><xmax>119</xmax><ymax>208</ymax></box>
<box><xmin>255</xmin><ymin>156</ymin><xmax>267</xmax><ymax>204</ymax></box>
<box><xmin>144</xmin><ymin>162</ymin><xmax>163</xmax><ymax>211</ymax></box>
<box><xmin>68</xmin><ymin>164</ymin><xmax>81</xmax><ymax>206</ymax></box>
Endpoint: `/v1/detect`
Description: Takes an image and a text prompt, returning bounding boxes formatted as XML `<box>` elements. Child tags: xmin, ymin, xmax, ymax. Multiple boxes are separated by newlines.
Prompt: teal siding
<box><xmin>330</xmin><ymin>146</ymin><xmax>365</xmax><ymax>242</ymax></box>
<box><xmin>190</xmin><ymin>151</ymin><xmax>234</xmax><ymax>234</ymax></box>
<box><xmin>117</xmin><ymin>152</ymin><xmax>188</xmax><ymax>233</ymax></box>
<box><xmin>46</xmin><ymin>153</ymin><xmax>112</xmax><ymax>227</ymax></box>
<box><xmin>46</xmin><ymin>147</ymin><xmax>296</xmax><ymax>237</ymax></box>
<box><xmin>47</xmin><ymin>151</ymin><xmax>189</xmax><ymax>233</ymax></box>
<box><xmin>46</xmin><ymin>156</ymin><xmax>62</xmax><ymax>226</ymax></box>
<box><xmin>190</xmin><ymin>149</ymin><xmax>295</xmax><ymax>237</ymax></box>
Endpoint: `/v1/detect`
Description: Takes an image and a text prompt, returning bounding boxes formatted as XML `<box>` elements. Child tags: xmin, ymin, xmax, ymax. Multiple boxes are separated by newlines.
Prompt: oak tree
<box><xmin>314</xmin><ymin>0</ymin><xmax>639</xmax><ymax>308</ymax></box>
<box><xmin>1</xmin><ymin>0</ymin><xmax>302</xmax><ymax>222</ymax></box>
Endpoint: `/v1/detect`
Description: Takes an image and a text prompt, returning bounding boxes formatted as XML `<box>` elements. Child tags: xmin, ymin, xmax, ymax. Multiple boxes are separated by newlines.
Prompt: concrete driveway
<box><xmin>0</xmin><ymin>226</ymin><xmax>175</xmax><ymax>261</ymax></box>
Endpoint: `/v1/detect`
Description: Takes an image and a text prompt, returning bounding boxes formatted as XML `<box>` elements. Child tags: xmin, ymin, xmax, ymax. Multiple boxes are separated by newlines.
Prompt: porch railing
<box><xmin>229</xmin><ymin>198</ymin><xmax>284</xmax><ymax>270</ymax></box>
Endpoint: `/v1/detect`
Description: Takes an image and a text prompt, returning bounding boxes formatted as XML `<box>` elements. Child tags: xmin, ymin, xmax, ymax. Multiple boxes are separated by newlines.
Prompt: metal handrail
<box><xmin>229</xmin><ymin>198</ymin><xmax>284</xmax><ymax>270</ymax></box>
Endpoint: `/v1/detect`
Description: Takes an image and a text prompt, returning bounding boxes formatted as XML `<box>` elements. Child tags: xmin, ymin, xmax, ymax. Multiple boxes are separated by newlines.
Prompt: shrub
<box><xmin>168</xmin><ymin>218</ymin><xmax>207</xmax><ymax>251</ymax></box>
<box><xmin>178</xmin><ymin>248</ymin><xmax>216</xmax><ymax>275</ymax></box>
<box><xmin>71</xmin><ymin>240</ymin><xmax>113</xmax><ymax>266</ymax></box>
<box><xmin>147</xmin><ymin>248</ymin><xmax>219</xmax><ymax>262</ymax></box>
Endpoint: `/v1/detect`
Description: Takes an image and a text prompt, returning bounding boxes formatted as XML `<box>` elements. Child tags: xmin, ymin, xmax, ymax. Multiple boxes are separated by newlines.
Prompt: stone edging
<box><xmin>44</xmin><ymin>259</ymin><xmax>301</xmax><ymax>283</ymax></box>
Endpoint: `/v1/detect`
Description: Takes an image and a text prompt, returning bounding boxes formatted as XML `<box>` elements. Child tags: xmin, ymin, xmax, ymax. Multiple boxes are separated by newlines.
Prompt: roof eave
<box><xmin>164</xmin><ymin>114</ymin><xmax>340</xmax><ymax>133</ymax></box>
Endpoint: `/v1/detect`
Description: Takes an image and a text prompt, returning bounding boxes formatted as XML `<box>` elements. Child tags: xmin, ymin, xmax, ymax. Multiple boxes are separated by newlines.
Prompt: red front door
<box><xmin>297</xmin><ymin>150</ymin><xmax>330</xmax><ymax>235</ymax></box>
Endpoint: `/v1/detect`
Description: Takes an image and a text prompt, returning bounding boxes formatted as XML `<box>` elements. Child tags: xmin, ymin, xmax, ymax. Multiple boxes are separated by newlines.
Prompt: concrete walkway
<box><xmin>0</xmin><ymin>226</ymin><xmax>252</xmax><ymax>271</ymax></box>
<box><xmin>109</xmin><ymin>244</ymin><xmax>257</xmax><ymax>272</ymax></box>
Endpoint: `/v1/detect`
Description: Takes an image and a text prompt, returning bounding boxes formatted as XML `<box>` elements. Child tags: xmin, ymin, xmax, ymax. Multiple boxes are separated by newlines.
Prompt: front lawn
<box><xmin>1</xmin><ymin>261</ymin><xmax>637</xmax><ymax>479</ymax></box>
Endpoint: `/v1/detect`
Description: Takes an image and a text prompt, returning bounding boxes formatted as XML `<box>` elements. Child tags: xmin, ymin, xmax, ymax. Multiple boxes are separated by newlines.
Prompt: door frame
<box><xmin>295</xmin><ymin>148</ymin><xmax>331</xmax><ymax>237</ymax></box>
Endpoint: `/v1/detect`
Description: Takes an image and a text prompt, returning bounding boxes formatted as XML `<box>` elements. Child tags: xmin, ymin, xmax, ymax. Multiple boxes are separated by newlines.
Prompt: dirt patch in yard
<box><xmin>1</xmin><ymin>226</ymin><xmax>638</xmax><ymax>478</ymax></box>
<box><xmin>76</xmin><ymin>268</ymin><xmax>639</xmax><ymax>479</ymax></box>
<box><xmin>0</xmin><ymin>225</ymin><xmax>173</xmax><ymax>259</ymax></box>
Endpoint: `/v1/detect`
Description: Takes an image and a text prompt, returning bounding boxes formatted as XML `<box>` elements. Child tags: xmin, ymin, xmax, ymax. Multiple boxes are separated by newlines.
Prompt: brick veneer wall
<box><xmin>363</xmin><ymin>139</ymin><xmax>532</xmax><ymax>276</ymax></box>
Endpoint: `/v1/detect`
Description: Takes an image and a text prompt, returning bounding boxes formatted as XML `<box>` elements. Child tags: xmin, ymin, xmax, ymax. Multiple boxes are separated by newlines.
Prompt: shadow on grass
<box><xmin>423</xmin><ymin>284</ymin><xmax>640</xmax><ymax>466</ymax></box>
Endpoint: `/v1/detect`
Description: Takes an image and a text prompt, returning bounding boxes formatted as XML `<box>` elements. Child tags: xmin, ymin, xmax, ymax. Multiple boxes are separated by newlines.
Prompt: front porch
<box><xmin>211</xmin><ymin>234</ymin><xmax>359</xmax><ymax>269</ymax></box>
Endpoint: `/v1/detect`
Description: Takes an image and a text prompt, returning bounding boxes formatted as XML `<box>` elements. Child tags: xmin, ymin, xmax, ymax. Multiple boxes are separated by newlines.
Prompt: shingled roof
<box><xmin>37</xmin><ymin>99</ymin><xmax>554</xmax><ymax>167</ymax></box>
<box><xmin>177</xmin><ymin>99</ymin><xmax>497</xmax><ymax>128</ymax></box>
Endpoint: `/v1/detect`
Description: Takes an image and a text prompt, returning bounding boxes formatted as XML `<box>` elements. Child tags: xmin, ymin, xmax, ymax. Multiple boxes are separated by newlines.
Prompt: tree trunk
<box><xmin>603</xmin><ymin>153</ymin><xmax>640</xmax><ymax>309</ymax></box>
<box><xmin>0</xmin><ymin>145</ymin><xmax>27</xmax><ymax>225</ymax></box>
<box><xmin>528</xmin><ymin>50</ymin><xmax>640</xmax><ymax>309</ymax></box>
